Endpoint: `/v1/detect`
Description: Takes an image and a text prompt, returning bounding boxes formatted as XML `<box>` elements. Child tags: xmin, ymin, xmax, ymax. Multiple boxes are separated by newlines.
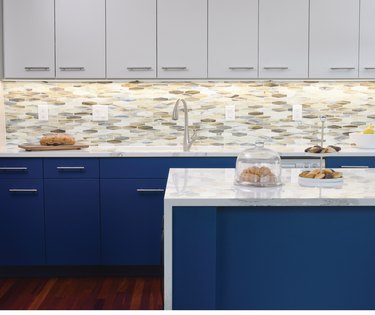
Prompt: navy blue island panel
<box><xmin>173</xmin><ymin>206</ymin><xmax>375</xmax><ymax>310</ymax></box>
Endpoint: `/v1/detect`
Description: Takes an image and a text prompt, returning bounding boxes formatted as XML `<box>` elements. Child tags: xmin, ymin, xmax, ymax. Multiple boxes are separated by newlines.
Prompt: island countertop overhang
<box><xmin>164</xmin><ymin>168</ymin><xmax>375</xmax><ymax>207</ymax></box>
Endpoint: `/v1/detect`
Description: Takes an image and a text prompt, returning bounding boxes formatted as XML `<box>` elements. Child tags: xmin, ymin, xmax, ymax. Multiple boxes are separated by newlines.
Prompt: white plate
<box><xmin>298</xmin><ymin>176</ymin><xmax>343</xmax><ymax>187</ymax></box>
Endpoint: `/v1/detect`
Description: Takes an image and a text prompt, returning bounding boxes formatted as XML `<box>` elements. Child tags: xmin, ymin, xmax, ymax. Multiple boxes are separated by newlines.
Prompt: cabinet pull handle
<box><xmin>127</xmin><ymin>67</ymin><xmax>153</xmax><ymax>71</ymax></box>
<box><xmin>0</xmin><ymin>167</ymin><xmax>28</xmax><ymax>171</ymax></box>
<box><xmin>137</xmin><ymin>189</ymin><xmax>165</xmax><ymax>193</ymax></box>
<box><xmin>228</xmin><ymin>67</ymin><xmax>254</xmax><ymax>70</ymax></box>
<box><xmin>340</xmin><ymin>166</ymin><xmax>369</xmax><ymax>168</ymax></box>
<box><xmin>57</xmin><ymin>166</ymin><xmax>85</xmax><ymax>171</ymax></box>
<box><xmin>9</xmin><ymin>189</ymin><xmax>38</xmax><ymax>193</ymax></box>
<box><xmin>282</xmin><ymin>164</ymin><xmax>297</xmax><ymax>169</ymax></box>
<box><xmin>330</xmin><ymin>67</ymin><xmax>355</xmax><ymax>70</ymax></box>
<box><xmin>263</xmin><ymin>67</ymin><xmax>289</xmax><ymax>70</ymax></box>
<box><xmin>25</xmin><ymin>67</ymin><xmax>50</xmax><ymax>71</ymax></box>
<box><xmin>59</xmin><ymin>67</ymin><xmax>85</xmax><ymax>71</ymax></box>
<box><xmin>161</xmin><ymin>67</ymin><xmax>188</xmax><ymax>71</ymax></box>
<box><xmin>364</xmin><ymin>67</ymin><xmax>375</xmax><ymax>70</ymax></box>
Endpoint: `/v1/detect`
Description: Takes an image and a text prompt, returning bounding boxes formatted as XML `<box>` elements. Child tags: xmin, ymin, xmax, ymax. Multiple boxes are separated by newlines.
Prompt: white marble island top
<box><xmin>164</xmin><ymin>168</ymin><xmax>375</xmax><ymax>207</ymax></box>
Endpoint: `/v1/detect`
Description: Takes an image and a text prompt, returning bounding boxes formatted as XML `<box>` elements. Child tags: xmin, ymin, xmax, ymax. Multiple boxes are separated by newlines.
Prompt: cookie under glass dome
<box><xmin>234</xmin><ymin>142</ymin><xmax>282</xmax><ymax>187</ymax></box>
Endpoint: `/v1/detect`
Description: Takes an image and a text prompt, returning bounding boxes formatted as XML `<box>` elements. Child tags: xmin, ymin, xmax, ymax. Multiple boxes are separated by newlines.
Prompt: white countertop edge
<box><xmin>1</xmin><ymin>150</ymin><xmax>375</xmax><ymax>158</ymax></box>
<box><xmin>164</xmin><ymin>198</ymin><xmax>374</xmax><ymax>207</ymax></box>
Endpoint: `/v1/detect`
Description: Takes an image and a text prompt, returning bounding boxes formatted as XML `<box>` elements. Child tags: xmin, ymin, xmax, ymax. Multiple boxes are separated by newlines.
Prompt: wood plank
<box><xmin>0</xmin><ymin>277</ymin><xmax>162</xmax><ymax>310</ymax></box>
<box><xmin>18</xmin><ymin>144</ymin><xmax>89</xmax><ymax>151</ymax></box>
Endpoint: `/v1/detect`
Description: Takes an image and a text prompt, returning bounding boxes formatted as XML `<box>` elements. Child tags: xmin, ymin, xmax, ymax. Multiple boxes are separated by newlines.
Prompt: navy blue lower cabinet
<box><xmin>44</xmin><ymin>179</ymin><xmax>100</xmax><ymax>265</ymax></box>
<box><xmin>0</xmin><ymin>180</ymin><xmax>45</xmax><ymax>265</ymax></box>
<box><xmin>173</xmin><ymin>206</ymin><xmax>375</xmax><ymax>310</ymax></box>
<box><xmin>326</xmin><ymin>157</ymin><xmax>375</xmax><ymax>168</ymax></box>
<box><xmin>101</xmin><ymin>179</ymin><xmax>166</xmax><ymax>265</ymax></box>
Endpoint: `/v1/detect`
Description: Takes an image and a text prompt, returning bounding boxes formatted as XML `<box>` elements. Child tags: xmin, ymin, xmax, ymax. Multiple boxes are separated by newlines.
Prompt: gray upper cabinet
<box><xmin>259</xmin><ymin>0</ymin><xmax>309</xmax><ymax>79</ymax></box>
<box><xmin>56</xmin><ymin>0</ymin><xmax>106</xmax><ymax>79</ymax></box>
<box><xmin>359</xmin><ymin>0</ymin><xmax>375</xmax><ymax>79</ymax></box>
<box><xmin>157</xmin><ymin>0</ymin><xmax>207</xmax><ymax>79</ymax></box>
<box><xmin>208</xmin><ymin>0</ymin><xmax>258</xmax><ymax>79</ymax></box>
<box><xmin>106</xmin><ymin>0</ymin><xmax>156</xmax><ymax>79</ymax></box>
<box><xmin>3</xmin><ymin>0</ymin><xmax>55</xmax><ymax>79</ymax></box>
<box><xmin>309</xmin><ymin>0</ymin><xmax>360</xmax><ymax>79</ymax></box>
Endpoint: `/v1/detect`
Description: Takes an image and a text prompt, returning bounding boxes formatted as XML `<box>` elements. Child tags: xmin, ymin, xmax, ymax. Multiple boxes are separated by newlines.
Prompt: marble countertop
<box><xmin>0</xmin><ymin>144</ymin><xmax>375</xmax><ymax>158</ymax></box>
<box><xmin>164</xmin><ymin>168</ymin><xmax>375</xmax><ymax>207</ymax></box>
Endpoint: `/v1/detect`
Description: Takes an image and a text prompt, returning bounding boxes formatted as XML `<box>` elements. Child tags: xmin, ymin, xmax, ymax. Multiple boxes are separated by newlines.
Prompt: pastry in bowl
<box><xmin>299</xmin><ymin>168</ymin><xmax>343</xmax><ymax>180</ymax></box>
<box><xmin>304</xmin><ymin>145</ymin><xmax>341</xmax><ymax>154</ymax></box>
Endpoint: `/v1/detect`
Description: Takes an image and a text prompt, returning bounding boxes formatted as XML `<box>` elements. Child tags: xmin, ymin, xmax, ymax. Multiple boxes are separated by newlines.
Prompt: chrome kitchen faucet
<box><xmin>172</xmin><ymin>99</ymin><xmax>198</xmax><ymax>152</ymax></box>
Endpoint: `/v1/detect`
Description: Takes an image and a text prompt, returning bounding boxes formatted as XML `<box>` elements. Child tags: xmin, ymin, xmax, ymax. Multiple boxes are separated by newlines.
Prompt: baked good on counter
<box><xmin>299</xmin><ymin>168</ymin><xmax>343</xmax><ymax>180</ymax></box>
<box><xmin>240</xmin><ymin>166</ymin><xmax>277</xmax><ymax>184</ymax></box>
<box><xmin>40</xmin><ymin>133</ymin><xmax>76</xmax><ymax>146</ymax></box>
<box><xmin>304</xmin><ymin>145</ymin><xmax>341</xmax><ymax>154</ymax></box>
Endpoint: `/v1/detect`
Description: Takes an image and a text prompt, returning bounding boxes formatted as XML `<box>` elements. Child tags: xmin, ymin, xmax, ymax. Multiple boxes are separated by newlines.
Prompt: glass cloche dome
<box><xmin>234</xmin><ymin>142</ymin><xmax>282</xmax><ymax>187</ymax></box>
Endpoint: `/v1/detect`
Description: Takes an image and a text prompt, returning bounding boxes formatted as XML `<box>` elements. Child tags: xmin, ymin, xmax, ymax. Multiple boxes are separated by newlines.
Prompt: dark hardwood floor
<box><xmin>0</xmin><ymin>277</ymin><xmax>163</xmax><ymax>310</ymax></box>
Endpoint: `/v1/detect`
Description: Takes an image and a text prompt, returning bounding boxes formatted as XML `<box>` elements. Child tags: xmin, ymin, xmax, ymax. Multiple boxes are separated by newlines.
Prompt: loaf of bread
<box><xmin>40</xmin><ymin>134</ymin><xmax>76</xmax><ymax>146</ymax></box>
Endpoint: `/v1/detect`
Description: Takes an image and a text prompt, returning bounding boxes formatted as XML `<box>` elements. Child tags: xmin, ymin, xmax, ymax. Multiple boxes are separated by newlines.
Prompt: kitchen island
<box><xmin>164</xmin><ymin>168</ymin><xmax>375</xmax><ymax>310</ymax></box>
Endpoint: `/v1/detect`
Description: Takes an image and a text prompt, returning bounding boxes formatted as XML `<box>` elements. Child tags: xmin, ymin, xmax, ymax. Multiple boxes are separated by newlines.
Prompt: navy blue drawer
<box><xmin>44</xmin><ymin>158</ymin><xmax>99</xmax><ymax>178</ymax></box>
<box><xmin>100</xmin><ymin>157</ymin><xmax>236</xmax><ymax>179</ymax></box>
<box><xmin>0</xmin><ymin>159</ymin><xmax>43</xmax><ymax>179</ymax></box>
<box><xmin>325</xmin><ymin>157</ymin><xmax>375</xmax><ymax>168</ymax></box>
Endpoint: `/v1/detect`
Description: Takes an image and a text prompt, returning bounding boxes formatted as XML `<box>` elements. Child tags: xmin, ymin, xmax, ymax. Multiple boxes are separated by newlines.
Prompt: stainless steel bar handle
<box><xmin>57</xmin><ymin>166</ymin><xmax>86</xmax><ymax>170</ymax></box>
<box><xmin>136</xmin><ymin>189</ymin><xmax>165</xmax><ymax>193</ymax></box>
<box><xmin>341</xmin><ymin>166</ymin><xmax>369</xmax><ymax>168</ymax></box>
<box><xmin>282</xmin><ymin>164</ymin><xmax>297</xmax><ymax>169</ymax></box>
<box><xmin>364</xmin><ymin>67</ymin><xmax>375</xmax><ymax>70</ymax></box>
<box><xmin>127</xmin><ymin>67</ymin><xmax>153</xmax><ymax>71</ymax></box>
<box><xmin>263</xmin><ymin>67</ymin><xmax>289</xmax><ymax>70</ymax></box>
<box><xmin>229</xmin><ymin>67</ymin><xmax>255</xmax><ymax>70</ymax></box>
<box><xmin>330</xmin><ymin>67</ymin><xmax>355</xmax><ymax>70</ymax></box>
<box><xmin>0</xmin><ymin>167</ymin><xmax>28</xmax><ymax>171</ymax></box>
<box><xmin>9</xmin><ymin>189</ymin><xmax>38</xmax><ymax>193</ymax></box>
<box><xmin>25</xmin><ymin>67</ymin><xmax>50</xmax><ymax>71</ymax></box>
<box><xmin>161</xmin><ymin>67</ymin><xmax>188</xmax><ymax>71</ymax></box>
<box><xmin>59</xmin><ymin>67</ymin><xmax>85</xmax><ymax>71</ymax></box>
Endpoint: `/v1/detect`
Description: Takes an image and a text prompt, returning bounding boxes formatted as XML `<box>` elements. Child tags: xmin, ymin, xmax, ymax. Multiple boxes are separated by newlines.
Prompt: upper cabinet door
<box><xmin>359</xmin><ymin>0</ymin><xmax>375</xmax><ymax>78</ymax></box>
<box><xmin>3</xmin><ymin>0</ymin><xmax>55</xmax><ymax>79</ymax></box>
<box><xmin>309</xmin><ymin>0</ymin><xmax>360</xmax><ymax>79</ymax></box>
<box><xmin>107</xmin><ymin>0</ymin><xmax>156</xmax><ymax>79</ymax></box>
<box><xmin>158</xmin><ymin>0</ymin><xmax>207</xmax><ymax>78</ymax></box>
<box><xmin>56</xmin><ymin>0</ymin><xmax>105</xmax><ymax>79</ymax></box>
<box><xmin>259</xmin><ymin>0</ymin><xmax>308</xmax><ymax>79</ymax></box>
<box><xmin>208</xmin><ymin>0</ymin><xmax>258</xmax><ymax>79</ymax></box>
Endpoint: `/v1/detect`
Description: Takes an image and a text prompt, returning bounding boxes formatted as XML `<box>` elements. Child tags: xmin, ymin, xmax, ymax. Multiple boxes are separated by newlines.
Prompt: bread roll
<box><xmin>40</xmin><ymin>134</ymin><xmax>76</xmax><ymax>146</ymax></box>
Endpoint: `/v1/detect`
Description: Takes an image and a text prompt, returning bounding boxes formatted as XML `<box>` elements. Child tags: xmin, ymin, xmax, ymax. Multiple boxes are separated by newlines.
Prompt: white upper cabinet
<box><xmin>309</xmin><ymin>0</ymin><xmax>360</xmax><ymax>79</ymax></box>
<box><xmin>157</xmin><ymin>0</ymin><xmax>207</xmax><ymax>78</ymax></box>
<box><xmin>106</xmin><ymin>0</ymin><xmax>156</xmax><ymax>79</ymax></box>
<box><xmin>56</xmin><ymin>0</ymin><xmax>106</xmax><ymax>79</ymax></box>
<box><xmin>259</xmin><ymin>0</ymin><xmax>309</xmax><ymax>79</ymax></box>
<box><xmin>208</xmin><ymin>0</ymin><xmax>258</xmax><ymax>79</ymax></box>
<box><xmin>359</xmin><ymin>0</ymin><xmax>375</xmax><ymax>78</ymax></box>
<box><xmin>3</xmin><ymin>0</ymin><xmax>55</xmax><ymax>79</ymax></box>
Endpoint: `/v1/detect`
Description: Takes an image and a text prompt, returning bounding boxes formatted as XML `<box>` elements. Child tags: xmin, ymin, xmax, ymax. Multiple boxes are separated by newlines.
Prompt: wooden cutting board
<box><xmin>19</xmin><ymin>143</ymin><xmax>89</xmax><ymax>151</ymax></box>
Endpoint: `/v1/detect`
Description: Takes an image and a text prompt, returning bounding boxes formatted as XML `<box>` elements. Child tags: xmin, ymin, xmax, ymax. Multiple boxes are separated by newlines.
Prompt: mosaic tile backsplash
<box><xmin>4</xmin><ymin>81</ymin><xmax>375</xmax><ymax>147</ymax></box>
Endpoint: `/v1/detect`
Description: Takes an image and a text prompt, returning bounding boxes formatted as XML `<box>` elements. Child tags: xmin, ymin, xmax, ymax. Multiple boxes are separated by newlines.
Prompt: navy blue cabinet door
<box><xmin>326</xmin><ymin>157</ymin><xmax>375</xmax><ymax>168</ymax></box>
<box><xmin>44</xmin><ymin>179</ymin><xmax>100</xmax><ymax>265</ymax></box>
<box><xmin>0</xmin><ymin>180</ymin><xmax>45</xmax><ymax>265</ymax></box>
<box><xmin>101</xmin><ymin>179</ymin><xmax>166</xmax><ymax>265</ymax></box>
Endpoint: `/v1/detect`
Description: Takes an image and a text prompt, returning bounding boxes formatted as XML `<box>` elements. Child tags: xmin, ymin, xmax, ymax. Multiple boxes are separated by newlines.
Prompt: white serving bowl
<box><xmin>350</xmin><ymin>133</ymin><xmax>375</xmax><ymax>149</ymax></box>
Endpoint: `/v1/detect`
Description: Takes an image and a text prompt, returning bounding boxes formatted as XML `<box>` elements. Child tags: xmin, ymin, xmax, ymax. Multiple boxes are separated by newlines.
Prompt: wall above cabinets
<box><xmin>2</xmin><ymin>0</ymin><xmax>372</xmax><ymax>80</ymax></box>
